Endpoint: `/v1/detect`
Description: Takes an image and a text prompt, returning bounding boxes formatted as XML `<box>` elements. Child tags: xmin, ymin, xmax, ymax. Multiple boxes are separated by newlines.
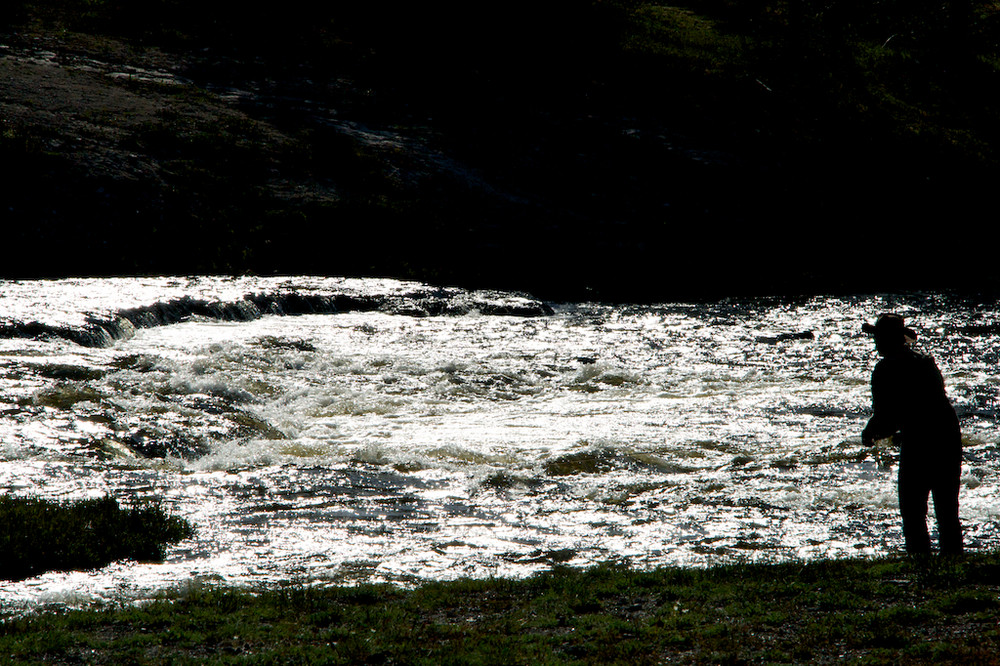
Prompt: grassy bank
<box><xmin>2</xmin><ymin>554</ymin><xmax>999</xmax><ymax>664</ymax></box>
<box><xmin>0</xmin><ymin>496</ymin><xmax>194</xmax><ymax>582</ymax></box>
<box><xmin>3</xmin><ymin>1</ymin><xmax>1000</xmax><ymax>299</ymax></box>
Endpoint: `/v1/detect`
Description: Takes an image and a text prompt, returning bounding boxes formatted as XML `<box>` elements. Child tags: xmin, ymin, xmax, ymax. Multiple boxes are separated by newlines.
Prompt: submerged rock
<box><xmin>125</xmin><ymin>428</ymin><xmax>210</xmax><ymax>460</ymax></box>
<box><xmin>756</xmin><ymin>330</ymin><xmax>815</xmax><ymax>344</ymax></box>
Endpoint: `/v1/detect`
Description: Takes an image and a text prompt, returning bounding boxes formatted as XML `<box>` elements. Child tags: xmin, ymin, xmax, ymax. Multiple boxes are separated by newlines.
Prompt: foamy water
<box><xmin>1</xmin><ymin>277</ymin><xmax>997</xmax><ymax>612</ymax></box>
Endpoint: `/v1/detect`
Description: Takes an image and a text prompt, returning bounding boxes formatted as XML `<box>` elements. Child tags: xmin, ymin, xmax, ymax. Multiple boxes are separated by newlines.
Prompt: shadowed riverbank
<box><xmin>3</xmin><ymin>1</ymin><xmax>1000</xmax><ymax>301</ymax></box>
<box><xmin>3</xmin><ymin>554</ymin><xmax>999</xmax><ymax>664</ymax></box>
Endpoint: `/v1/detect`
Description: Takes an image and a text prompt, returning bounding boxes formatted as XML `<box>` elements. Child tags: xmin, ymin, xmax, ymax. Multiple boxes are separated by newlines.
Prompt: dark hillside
<box><xmin>3</xmin><ymin>1</ymin><xmax>998</xmax><ymax>300</ymax></box>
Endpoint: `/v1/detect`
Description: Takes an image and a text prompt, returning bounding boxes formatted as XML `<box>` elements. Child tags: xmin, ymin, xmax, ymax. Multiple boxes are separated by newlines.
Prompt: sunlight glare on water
<box><xmin>1</xmin><ymin>278</ymin><xmax>997</xmax><ymax>611</ymax></box>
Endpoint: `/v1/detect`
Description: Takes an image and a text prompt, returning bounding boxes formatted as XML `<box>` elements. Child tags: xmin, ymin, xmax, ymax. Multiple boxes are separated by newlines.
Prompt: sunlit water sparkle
<box><xmin>1</xmin><ymin>277</ymin><xmax>997</xmax><ymax>613</ymax></box>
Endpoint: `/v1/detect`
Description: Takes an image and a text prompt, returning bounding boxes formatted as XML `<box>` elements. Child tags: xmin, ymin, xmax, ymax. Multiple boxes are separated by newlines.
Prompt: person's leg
<box><xmin>898</xmin><ymin>467</ymin><xmax>932</xmax><ymax>554</ymax></box>
<box><xmin>932</xmin><ymin>460</ymin><xmax>964</xmax><ymax>555</ymax></box>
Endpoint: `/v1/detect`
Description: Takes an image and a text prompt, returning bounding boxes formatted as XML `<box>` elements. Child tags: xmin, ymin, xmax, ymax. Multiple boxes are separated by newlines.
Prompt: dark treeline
<box><xmin>2</xmin><ymin>1</ymin><xmax>999</xmax><ymax>301</ymax></box>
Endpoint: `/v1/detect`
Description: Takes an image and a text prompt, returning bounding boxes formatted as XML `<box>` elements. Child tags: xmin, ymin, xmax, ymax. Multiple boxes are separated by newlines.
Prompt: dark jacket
<box><xmin>863</xmin><ymin>346</ymin><xmax>961</xmax><ymax>456</ymax></box>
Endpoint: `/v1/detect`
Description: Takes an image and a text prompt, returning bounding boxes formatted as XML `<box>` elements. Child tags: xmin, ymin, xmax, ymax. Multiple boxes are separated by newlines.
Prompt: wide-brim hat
<box><xmin>862</xmin><ymin>313</ymin><xmax>917</xmax><ymax>342</ymax></box>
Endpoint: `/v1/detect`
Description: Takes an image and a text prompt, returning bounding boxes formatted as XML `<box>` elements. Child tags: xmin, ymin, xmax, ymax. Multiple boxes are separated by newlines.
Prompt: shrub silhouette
<box><xmin>0</xmin><ymin>495</ymin><xmax>194</xmax><ymax>582</ymax></box>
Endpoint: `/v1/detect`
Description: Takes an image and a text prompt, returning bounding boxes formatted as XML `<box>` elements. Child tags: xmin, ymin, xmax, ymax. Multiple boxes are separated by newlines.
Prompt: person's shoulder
<box><xmin>872</xmin><ymin>355</ymin><xmax>892</xmax><ymax>377</ymax></box>
<box><xmin>873</xmin><ymin>347</ymin><xmax>928</xmax><ymax>372</ymax></box>
<box><xmin>899</xmin><ymin>346</ymin><xmax>944</xmax><ymax>379</ymax></box>
<box><xmin>906</xmin><ymin>346</ymin><xmax>937</xmax><ymax>364</ymax></box>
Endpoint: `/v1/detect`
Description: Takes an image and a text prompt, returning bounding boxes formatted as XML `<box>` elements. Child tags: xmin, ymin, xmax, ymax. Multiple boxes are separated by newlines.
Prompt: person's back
<box><xmin>869</xmin><ymin>345</ymin><xmax>960</xmax><ymax>449</ymax></box>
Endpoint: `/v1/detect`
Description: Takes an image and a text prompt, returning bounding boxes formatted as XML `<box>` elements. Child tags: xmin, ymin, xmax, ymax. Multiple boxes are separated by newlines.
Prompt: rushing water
<box><xmin>1</xmin><ymin>276</ymin><xmax>998</xmax><ymax>612</ymax></box>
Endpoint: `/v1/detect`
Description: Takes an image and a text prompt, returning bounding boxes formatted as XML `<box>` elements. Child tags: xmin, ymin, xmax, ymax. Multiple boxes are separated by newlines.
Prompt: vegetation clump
<box><xmin>0</xmin><ymin>496</ymin><xmax>194</xmax><ymax>582</ymax></box>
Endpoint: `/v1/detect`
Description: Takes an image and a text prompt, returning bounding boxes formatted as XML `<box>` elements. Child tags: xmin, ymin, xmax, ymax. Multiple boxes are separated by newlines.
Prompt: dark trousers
<box><xmin>898</xmin><ymin>449</ymin><xmax>963</xmax><ymax>555</ymax></box>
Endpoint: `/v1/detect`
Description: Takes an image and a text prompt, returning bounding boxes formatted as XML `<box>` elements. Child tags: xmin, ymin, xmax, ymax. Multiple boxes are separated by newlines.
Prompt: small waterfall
<box><xmin>0</xmin><ymin>278</ymin><xmax>555</xmax><ymax>348</ymax></box>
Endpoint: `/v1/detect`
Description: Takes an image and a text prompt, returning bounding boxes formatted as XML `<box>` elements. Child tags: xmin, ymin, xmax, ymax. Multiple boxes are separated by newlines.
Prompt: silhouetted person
<box><xmin>862</xmin><ymin>314</ymin><xmax>963</xmax><ymax>555</ymax></box>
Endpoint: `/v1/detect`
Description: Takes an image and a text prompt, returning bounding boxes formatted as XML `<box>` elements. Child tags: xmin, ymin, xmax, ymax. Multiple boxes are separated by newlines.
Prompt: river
<box><xmin>1</xmin><ymin>276</ymin><xmax>997</xmax><ymax>612</ymax></box>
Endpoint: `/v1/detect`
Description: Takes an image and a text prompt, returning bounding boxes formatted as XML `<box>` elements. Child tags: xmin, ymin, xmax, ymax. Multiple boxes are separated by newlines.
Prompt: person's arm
<box><xmin>862</xmin><ymin>364</ymin><xmax>899</xmax><ymax>445</ymax></box>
